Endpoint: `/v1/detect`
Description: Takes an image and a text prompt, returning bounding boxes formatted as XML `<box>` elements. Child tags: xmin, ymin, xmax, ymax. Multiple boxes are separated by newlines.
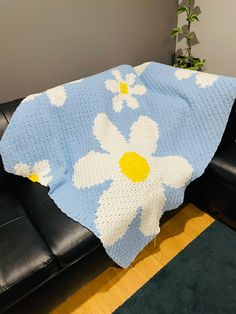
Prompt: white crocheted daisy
<box><xmin>175</xmin><ymin>68</ymin><xmax>194</xmax><ymax>80</ymax></box>
<box><xmin>22</xmin><ymin>85</ymin><xmax>67</xmax><ymax>107</ymax></box>
<box><xmin>73</xmin><ymin>114</ymin><xmax>193</xmax><ymax>246</ymax></box>
<box><xmin>105</xmin><ymin>70</ymin><xmax>147</xmax><ymax>112</ymax></box>
<box><xmin>175</xmin><ymin>68</ymin><xmax>218</xmax><ymax>88</ymax></box>
<box><xmin>14</xmin><ymin>160</ymin><xmax>53</xmax><ymax>186</ymax></box>
<box><xmin>195</xmin><ymin>73</ymin><xmax>219</xmax><ymax>88</ymax></box>
<box><xmin>134</xmin><ymin>62</ymin><xmax>151</xmax><ymax>76</ymax></box>
<box><xmin>46</xmin><ymin>85</ymin><xmax>67</xmax><ymax>107</ymax></box>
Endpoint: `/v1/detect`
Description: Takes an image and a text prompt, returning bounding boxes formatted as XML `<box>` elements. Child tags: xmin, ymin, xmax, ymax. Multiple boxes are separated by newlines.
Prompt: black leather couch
<box><xmin>0</xmin><ymin>98</ymin><xmax>235</xmax><ymax>313</ymax></box>
<box><xmin>187</xmin><ymin>99</ymin><xmax>236</xmax><ymax>229</ymax></box>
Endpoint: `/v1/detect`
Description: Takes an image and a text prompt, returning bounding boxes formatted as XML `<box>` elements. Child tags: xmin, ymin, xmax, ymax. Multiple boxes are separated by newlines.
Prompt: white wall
<box><xmin>176</xmin><ymin>0</ymin><xmax>236</xmax><ymax>76</ymax></box>
<box><xmin>0</xmin><ymin>0</ymin><xmax>177</xmax><ymax>103</ymax></box>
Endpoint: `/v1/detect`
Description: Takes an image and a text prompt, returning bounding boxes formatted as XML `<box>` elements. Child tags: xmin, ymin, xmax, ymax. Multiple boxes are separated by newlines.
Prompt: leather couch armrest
<box><xmin>218</xmin><ymin>99</ymin><xmax>236</xmax><ymax>150</ymax></box>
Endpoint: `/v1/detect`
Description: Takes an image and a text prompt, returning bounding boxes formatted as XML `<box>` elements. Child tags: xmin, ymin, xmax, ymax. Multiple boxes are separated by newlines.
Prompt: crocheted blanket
<box><xmin>1</xmin><ymin>62</ymin><xmax>236</xmax><ymax>267</ymax></box>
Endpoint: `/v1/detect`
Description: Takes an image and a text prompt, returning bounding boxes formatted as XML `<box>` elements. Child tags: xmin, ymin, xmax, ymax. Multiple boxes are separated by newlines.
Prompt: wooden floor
<box><xmin>51</xmin><ymin>204</ymin><xmax>214</xmax><ymax>314</ymax></box>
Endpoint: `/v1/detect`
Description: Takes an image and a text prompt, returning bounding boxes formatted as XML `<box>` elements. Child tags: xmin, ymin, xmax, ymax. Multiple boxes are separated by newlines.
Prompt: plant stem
<box><xmin>186</xmin><ymin>1</ymin><xmax>192</xmax><ymax>59</ymax></box>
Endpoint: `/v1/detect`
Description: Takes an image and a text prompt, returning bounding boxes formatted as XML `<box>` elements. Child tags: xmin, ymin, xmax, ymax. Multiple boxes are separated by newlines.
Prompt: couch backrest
<box><xmin>0</xmin><ymin>99</ymin><xmax>22</xmax><ymax>191</ymax></box>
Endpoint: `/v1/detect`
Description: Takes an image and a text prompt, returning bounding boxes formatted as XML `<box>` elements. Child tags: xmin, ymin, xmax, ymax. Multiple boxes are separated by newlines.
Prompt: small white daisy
<box><xmin>175</xmin><ymin>68</ymin><xmax>194</xmax><ymax>80</ymax></box>
<box><xmin>14</xmin><ymin>160</ymin><xmax>53</xmax><ymax>186</ymax></box>
<box><xmin>105</xmin><ymin>70</ymin><xmax>147</xmax><ymax>112</ymax></box>
<box><xmin>46</xmin><ymin>85</ymin><xmax>67</xmax><ymax>107</ymax></box>
<box><xmin>21</xmin><ymin>85</ymin><xmax>67</xmax><ymax>107</ymax></box>
<box><xmin>195</xmin><ymin>73</ymin><xmax>219</xmax><ymax>88</ymax></box>
<box><xmin>175</xmin><ymin>68</ymin><xmax>219</xmax><ymax>88</ymax></box>
<box><xmin>134</xmin><ymin>62</ymin><xmax>151</xmax><ymax>76</ymax></box>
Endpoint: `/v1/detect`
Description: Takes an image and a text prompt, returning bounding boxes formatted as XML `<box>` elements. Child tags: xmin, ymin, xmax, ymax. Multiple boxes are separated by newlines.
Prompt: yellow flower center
<box><xmin>28</xmin><ymin>173</ymin><xmax>39</xmax><ymax>183</ymax></box>
<box><xmin>119</xmin><ymin>151</ymin><xmax>150</xmax><ymax>183</ymax></box>
<box><xmin>120</xmin><ymin>82</ymin><xmax>129</xmax><ymax>94</ymax></box>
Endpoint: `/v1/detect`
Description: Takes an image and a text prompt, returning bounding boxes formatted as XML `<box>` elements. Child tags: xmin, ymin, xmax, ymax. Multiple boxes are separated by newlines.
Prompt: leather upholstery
<box><xmin>0</xmin><ymin>99</ymin><xmax>21</xmax><ymax>123</ymax></box>
<box><xmin>218</xmin><ymin>99</ymin><xmax>236</xmax><ymax>149</ymax></box>
<box><xmin>208</xmin><ymin>143</ymin><xmax>236</xmax><ymax>187</ymax></box>
<box><xmin>187</xmin><ymin>100</ymin><xmax>236</xmax><ymax>229</ymax></box>
<box><xmin>15</xmin><ymin>181</ymin><xmax>101</xmax><ymax>268</ymax></box>
<box><xmin>0</xmin><ymin>190</ymin><xmax>58</xmax><ymax>311</ymax></box>
<box><xmin>0</xmin><ymin>109</ymin><xmax>18</xmax><ymax>191</ymax></box>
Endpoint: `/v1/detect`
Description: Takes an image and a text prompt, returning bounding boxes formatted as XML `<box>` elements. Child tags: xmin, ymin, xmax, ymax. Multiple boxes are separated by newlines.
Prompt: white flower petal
<box><xmin>105</xmin><ymin>79</ymin><xmax>120</xmax><ymax>93</ymax></box>
<box><xmin>126</xmin><ymin>95</ymin><xmax>139</xmax><ymax>110</ymax></box>
<box><xmin>39</xmin><ymin>175</ymin><xmax>53</xmax><ymax>186</ymax></box>
<box><xmin>139</xmin><ymin>189</ymin><xmax>166</xmax><ymax>236</ymax></box>
<box><xmin>14</xmin><ymin>163</ymin><xmax>30</xmax><ymax>177</ymax></box>
<box><xmin>22</xmin><ymin>93</ymin><xmax>40</xmax><ymax>103</ymax></box>
<box><xmin>125</xmin><ymin>73</ymin><xmax>136</xmax><ymax>86</ymax></box>
<box><xmin>96</xmin><ymin>179</ymin><xmax>143</xmax><ymax>246</ymax></box>
<box><xmin>195</xmin><ymin>73</ymin><xmax>218</xmax><ymax>88</ymax></box>
<box><xmin>72</xmin><ymin>112</ymin><xmax>194</xmax><ymax>248</ymax></box>
<box><xmin>129</xmin><ymin>116</ymin><xmax>159</xmax><ymax>155</ymax></box>
<box><xmin>130</xmin><ymin>84</ymin><xmax>147</xmax><ymax>96</ymax></box>
<box><xmin>112</xmin><ymin>95</ymin><xmax>124</xmax><ymax>112</ymax></box>
<box><xmin>73</xmin><ymin>151</ymin><xmax>115</xmax><ymax>189</ymax></box>
<box><xmin>68</xmin><ymin>78</ymin><xmax>83</xmax><ymax>85</ymax></box>
<box><xmin>111</xmin><ymin>69</ymin><xmax>122</xmax><ymax>82</ymax></box>
<box><xmin>134</xmin><ymin>62</ymin><xmax>151</xmax><ymax>76</ymax></box>
<box><xmin>93</xmin><ymin>113</ymin><xmax>128</xmax><ymax>155</ymax></box>
<box><xmin>154</xmin><ymin>156</ymin><xmax>193</xmax><ymax>188</ymax></box>
<box><xmin>46</xmin><ymin>85</ymin><xmax>67</xmax><ymax>107</ymax></box>
<box><xmin>106</xmin><ymin>69</ymin><xmax>146</xmax><ymax>112</ymax></box>
<box><xmin>33</xmin><ymin>160</ymin><xmax>51</xmax><ymax>176</ymax></box>
<box><xmin>175</xmin><ymin>69</ymin><xmax>194</xmax><ymax>80</ymax></box>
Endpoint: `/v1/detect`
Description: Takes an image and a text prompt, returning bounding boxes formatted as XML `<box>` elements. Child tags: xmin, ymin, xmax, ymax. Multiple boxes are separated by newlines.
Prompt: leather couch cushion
<box><xmin>0</xmin><ymin>110</ymin><xmax>8</xmax><ymax>139</ymax></box>
<box><xmin>15</xmin><ymin>181</ymin><xmax>101</xmax><ymax>268</ymax></box>
<box><xmin>0</xmin><ymin>156</ymin><xmax>23</xmax><ymax>193</ymax></box>
<box><xmin>0</xmin><ymin>100</ymin><xmax>23</xmax><ymax>192</ymax></box>
<box><xmin>0</xmin><ymin>111</ymin><xmax>14</xmax><ymax>191</ymax></box>
<box><xmin>0</xmin><ymin>190</ymin><xmax>58</xmax><ymax>311</ymax></box>
<box><xmin>208</xmin><ymin>143</ymin><xmax>236</xmax><ymax>187</ymax></box>
<box><xmin>0</xmin><ymin>98</ymin><xmax>22</xmax><ymax>123</ymax></box>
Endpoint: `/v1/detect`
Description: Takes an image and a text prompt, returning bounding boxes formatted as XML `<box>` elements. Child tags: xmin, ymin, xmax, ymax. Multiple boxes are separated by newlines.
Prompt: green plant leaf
<box><xmin>187</xmin><ymin>13</ymin><xmax>199</xmax><ymax>22</ymax></box>
<box><xmin>170</xmin><ymin>27</ymin><xmax>183</xmax><ymax>38</ymax></box>
<box><xmin>185</xmin><ymin>34</ymin><xmax>193</xmax><ymax>41</ymax></box>
<box><xmin>171</xmin><ymin>1</ymin><xmax>205</xmax><ymax>68</ymax></box>
<box><xmin>174</xmin><ymin>54</ymin><xmax>205</xmax><ymax>71</ymax></box>
<box><xmin>176</xmin><ymin>6</ymin><xmax>188</xmax><ymax>15</ymax></box>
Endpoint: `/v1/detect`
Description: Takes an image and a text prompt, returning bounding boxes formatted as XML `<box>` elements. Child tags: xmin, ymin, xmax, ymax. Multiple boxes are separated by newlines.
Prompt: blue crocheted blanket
<box><xmin>1</xmin><ymin>62</ymin><xmax>236</xmax><ymax>267</ymax></box>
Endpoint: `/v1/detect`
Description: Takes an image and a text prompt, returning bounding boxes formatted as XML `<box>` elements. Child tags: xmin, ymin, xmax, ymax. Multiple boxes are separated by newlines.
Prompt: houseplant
<box><xmin>171</xmin><ymin>0</ymin><xmax>205</xmax><ymax>71</ymax></box>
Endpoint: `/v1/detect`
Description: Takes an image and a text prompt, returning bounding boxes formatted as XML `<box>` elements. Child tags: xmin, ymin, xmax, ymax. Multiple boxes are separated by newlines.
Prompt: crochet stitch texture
<box><xmin>1</xmin><ymin>62</ymin><xmax>236</xmax><ymax>267</ymax></box>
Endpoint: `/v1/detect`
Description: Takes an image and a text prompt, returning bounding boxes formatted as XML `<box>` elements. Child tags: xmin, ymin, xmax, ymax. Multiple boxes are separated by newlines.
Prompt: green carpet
<box><xmin>115</xmin><ymin>221</ymin><xmax>236</xmax><ymax>314</ymax></box>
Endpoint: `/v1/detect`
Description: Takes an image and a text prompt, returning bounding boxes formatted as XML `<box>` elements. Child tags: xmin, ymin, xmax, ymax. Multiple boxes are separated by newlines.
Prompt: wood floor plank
<box><xmin>51</xmin><ymin>204</ymin><xmax>214</xmax><ymax>314</ymax></box>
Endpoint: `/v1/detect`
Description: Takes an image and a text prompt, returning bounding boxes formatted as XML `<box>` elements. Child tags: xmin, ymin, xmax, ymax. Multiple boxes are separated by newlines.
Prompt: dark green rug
<box><xmin>115</xmin><ymin>221</ymin><xmax>236</xmax><ymax>314</ymax></box>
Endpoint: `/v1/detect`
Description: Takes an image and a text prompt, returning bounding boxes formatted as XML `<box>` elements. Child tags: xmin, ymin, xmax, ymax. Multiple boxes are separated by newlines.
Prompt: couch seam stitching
<box><xmin>0</xmin><ymin>216</ymin><xmax>24</xmax><ymax>229</ymax></box>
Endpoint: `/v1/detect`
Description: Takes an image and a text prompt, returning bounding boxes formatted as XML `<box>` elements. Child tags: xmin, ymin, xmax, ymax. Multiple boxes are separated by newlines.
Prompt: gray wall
<box><xmin>0</xmin><ymin>0</ymin><xmax>177</xmax><ymax>103</ymax></box>
<box><xmin>176</xmin><ymin>0</ymin><xmax>236</xmax><ymax>76</ymax></box>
